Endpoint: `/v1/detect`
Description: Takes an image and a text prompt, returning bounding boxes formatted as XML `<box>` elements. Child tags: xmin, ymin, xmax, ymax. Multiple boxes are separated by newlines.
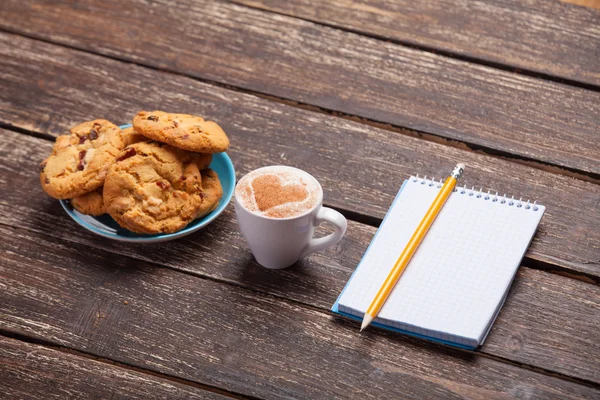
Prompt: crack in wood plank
<box><xmin>229</xmin><ymin>0</ymin><xmax>600</xmax><ymax>88</ymax></box>
<box><xmin>0</xmin><ymin>36</ymin><xmax>598</xmax><ymax>277</ymax></box>
<box><xmin>0</xmin><ymin>130</ymin><xmax>599</xmax><ymax>385</ymax></box>
<box><xmin>1</xmin><ymin>225</ymin><xmax>599</xmax><ymax>398</ymax></box>
<box><xmin>1</xmin><ymin>334</ymin><xmax>249</xmax><ymax>400</ymax></box>
<box><xmin>0</xmin><ymin>0</ymin><xmax>599</xmax><ymax>176</ymax></box>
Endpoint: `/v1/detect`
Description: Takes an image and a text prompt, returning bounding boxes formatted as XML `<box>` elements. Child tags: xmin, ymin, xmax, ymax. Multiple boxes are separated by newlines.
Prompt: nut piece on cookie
<box><xmin>71</xmin><ymin>188</ymin><xmax>105</xmax><ymax>216</ymax></box>
<box><xmin>196</xmin><ymin>168</ymin><xmax>223</xmax><ymax>218</ymax></box>
<box><xmin>133</xmin><ymin>111</ymin><xmax>229</xmax><ymax>153</ymax></box>
<box><xmin>103</xmin><ymin>142</ymin><xmax>205</xmax><ymax>234</ymax></box>
<box><xmin>40</xmin><ymin>119</ymin><xmax>126</xmax><ymax>199</ymax></box>
<box><xmin>121</xmin><ymin>126</ymin><xmax>149</xmax><ymax>146</ymax></box>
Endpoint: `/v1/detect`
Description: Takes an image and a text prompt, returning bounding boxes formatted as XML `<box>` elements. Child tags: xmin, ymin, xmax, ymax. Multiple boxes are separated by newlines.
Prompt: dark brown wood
<box><xmin>2</xmin><ymin>226</ymin><xmax>599</xmax><ymax>399</ymax></box>
<box><xmin>1</xmin><ymin>1</ymin><xmax>599</xmax><ymax>176</ymax></box>
<box><xmin>0</xmin><ymin>337</ymin><xmax>230</xmax><ymax>400</ymax></box>
<box><xmin>1</xmin><ymin>128</ymin><xmax>599</xmax><ymax>383</ymax></box>
<box><xmin>1</xmin><ymin>34</ymin><xmax>598</xmax><ymax>278</ymax></box>
<box><xmin>233</xmin><ymin>0</ymin><xmax>600</xmax><ymax>87</ymax></box>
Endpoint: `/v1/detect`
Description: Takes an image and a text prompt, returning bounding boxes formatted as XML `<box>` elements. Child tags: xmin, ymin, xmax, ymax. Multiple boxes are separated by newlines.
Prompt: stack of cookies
<box><xmin>40</xmin><ymin>111</ymin><xmax>228</xmax><ymax>234</ymax></box>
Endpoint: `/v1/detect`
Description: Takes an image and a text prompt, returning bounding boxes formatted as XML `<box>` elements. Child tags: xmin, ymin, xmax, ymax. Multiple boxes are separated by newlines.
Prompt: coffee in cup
<box><xmin>235</xmin><ymin>166</ymin><xmax>320</xmax><ymax>219</ymax></box>
<box><xmin>235</xmin><ymin>166</ymin><xmax>347</xmax><ymax>269</ymax></box>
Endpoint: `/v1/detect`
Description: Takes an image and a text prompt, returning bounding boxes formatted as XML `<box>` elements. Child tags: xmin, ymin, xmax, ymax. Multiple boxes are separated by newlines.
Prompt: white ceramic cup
<box><xmin>234</xmin><ymin>166</ymin><xmax>347</xmax><ymax>269</ymax></box>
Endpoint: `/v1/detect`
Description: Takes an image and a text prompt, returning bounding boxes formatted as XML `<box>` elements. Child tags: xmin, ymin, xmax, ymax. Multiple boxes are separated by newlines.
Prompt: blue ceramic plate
<box><xmin>59</xmin><ymin>124</ymin><xmax>235</xmax><ymax>243</ymax></box>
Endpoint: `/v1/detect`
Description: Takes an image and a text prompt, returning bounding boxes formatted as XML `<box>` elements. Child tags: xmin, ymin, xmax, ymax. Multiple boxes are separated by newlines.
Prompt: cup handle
<box><xmin>300</xmin><ymin>207</ymin><xmax>347</xmax><ymax>259</ymax></box>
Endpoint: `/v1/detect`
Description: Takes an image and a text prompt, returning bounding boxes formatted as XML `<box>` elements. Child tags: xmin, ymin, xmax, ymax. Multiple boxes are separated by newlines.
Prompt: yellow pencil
<box><xmin>360</xmin><ymin>163</ymin><xmax>466</xmax><ymax>331</ymax></box>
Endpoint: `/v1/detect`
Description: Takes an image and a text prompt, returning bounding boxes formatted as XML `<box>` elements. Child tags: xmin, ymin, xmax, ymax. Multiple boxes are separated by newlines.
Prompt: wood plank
<box><xmin>1</xmin><ymin>129</ymin><xmax>599</xmax><ymax>383</ymax></box>
<box><xmin>0</xmin><ymin>1</ymin><xmax>599</xmax><ymax>176</ymax></box>
<box><xmin>0</xmin><ymin>34</ymin><xmax>598</xmax><ymax>278</ymax></box>
<box><xmin>1</xmin><ymin>227</ymin><xmax>599</xmax><ymax>399</ymax></box>
<box><xmin>233</xmin><ymin>0</ymin><xmax>600</xmax><ymax>87</ymax></box>
<box><xmin>0</xmin><ymin>337</ymin><xmax>230</xmax><ymax>400</ymax></box>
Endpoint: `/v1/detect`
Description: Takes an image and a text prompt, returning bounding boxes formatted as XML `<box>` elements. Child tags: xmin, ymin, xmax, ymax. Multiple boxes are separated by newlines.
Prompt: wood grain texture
<box><xmin>0</xmin><ymin>337</ymin><xmax>230</xmax><ymax>400</ymax></box>
<box><xmin>1</xmin><ymin>128</ymin><xmax>599</xmax><ymax>383</ymax></box>
<box><xmin>234</xmin><ymin>0</ymin><xmax>600</xmax><ymax>86</ymax></box>
<box><xmin>0</xmin><ymin>1</ymin><xmax>599</xmax><ymax>176</ymax></box>
<box><xmin>0</xmin><ymin>33</ymin><xmax>598</xmax><ymax>277</ymax></box>
<box><xmin>1</xmin><ymin>226</ymin><xmax>599</xmax><ymax>399</ymax></box>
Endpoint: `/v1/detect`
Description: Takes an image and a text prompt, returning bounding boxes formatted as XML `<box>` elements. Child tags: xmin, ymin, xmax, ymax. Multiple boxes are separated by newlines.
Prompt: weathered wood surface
<box><xmin>0</xmin><ymin>337</ymin><xmax>230</xmax><ymax>400</ymax></box>
<box><xmin>1</xmin><ymin>1</ymin><xmax>599</xmax><ymax>176</ymax></box>
<box><xmin>2</xmin><ymin>226</ymin><xmax>599</xmax><ymax>399</ymax></box>
<box><xmin>1</xmin><ymin>129</ymin><xmax>599</xmax><ymax>383</ymax></box>
<box><xmin>1</xmin><ymin>34</ymin><xmax>599</xmax><ymax>278</ymax></box>
<box><xmin>233</xmin><ymin>0</ymin><xmax>600</xmax><ymax>87</ymax></box>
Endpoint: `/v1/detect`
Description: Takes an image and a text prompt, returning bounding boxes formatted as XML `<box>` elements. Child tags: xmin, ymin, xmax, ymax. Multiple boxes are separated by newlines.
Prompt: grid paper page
<box><xmin>338</xmin><ymin>177</ymin><xmax>545</xmax><ymax>346</ymax></box>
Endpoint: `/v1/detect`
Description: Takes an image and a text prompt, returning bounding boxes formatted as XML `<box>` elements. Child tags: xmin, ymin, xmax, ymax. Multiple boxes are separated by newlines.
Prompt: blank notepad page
<box><xmin>337</xmin><ymin>177</ymin><xmax>545</xmax><ymax>347</ymax></box>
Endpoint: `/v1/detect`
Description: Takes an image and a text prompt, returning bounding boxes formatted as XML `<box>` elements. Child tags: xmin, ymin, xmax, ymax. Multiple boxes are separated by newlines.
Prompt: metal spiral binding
<box><xmin>413</xmin><ymin>175</ymin><xmax>540</xmax><ymax>211</ymax></box>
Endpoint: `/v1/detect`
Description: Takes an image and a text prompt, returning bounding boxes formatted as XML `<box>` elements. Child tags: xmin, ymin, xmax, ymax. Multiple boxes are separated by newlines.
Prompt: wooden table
<box><xmin>1</xmin><ymin>1</ymin><xmax>599</xmax><ymax>398</ymax></box>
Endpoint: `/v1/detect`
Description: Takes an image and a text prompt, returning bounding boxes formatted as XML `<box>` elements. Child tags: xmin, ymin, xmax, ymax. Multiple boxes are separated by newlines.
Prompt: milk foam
<box><xmin>236</xmin><ymin>166</ymin><xmax>321</xmax><ymax>219</ymax></box>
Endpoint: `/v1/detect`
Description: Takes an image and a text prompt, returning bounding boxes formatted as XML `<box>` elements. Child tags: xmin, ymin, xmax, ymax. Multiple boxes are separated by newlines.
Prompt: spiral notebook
<box><xmin>332</xmin><ymin>176</ymin><xmax>545</xmax><ymax>349</ymax></box>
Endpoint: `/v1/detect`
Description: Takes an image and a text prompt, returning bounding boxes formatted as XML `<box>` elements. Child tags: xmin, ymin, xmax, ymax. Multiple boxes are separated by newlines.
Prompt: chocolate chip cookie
<box><xmin>40</xmin><ymin>120</ymin><xmax>126</xmax><ymax>199</ymax></box>
<box><xmin>196</xmin><ymin>168</ymin><xmax>223</xmax><ymax>218</ymax></box>
<box><xmin>71</xmin><ymin>188</ymin><xmax>105</xmax><ymax>216</ymax></box>
<box><xmin>103</xmin><ymin>142</ymin><xmax>204</xmax><ymax>234</ymax></box>
<box><xmin>121</xmin><ymin>126</ymin><xmax>148</xmax><ymax>146</ymax></box>
<box><xmin>193</xmin><ymin>153</ymin><xmax>213</xmax><ymax>170</ymax></box>
<box><xmin>133</xmin><ymin>111</ymin><xmax>229</xmax><ymax>153</ymax></box>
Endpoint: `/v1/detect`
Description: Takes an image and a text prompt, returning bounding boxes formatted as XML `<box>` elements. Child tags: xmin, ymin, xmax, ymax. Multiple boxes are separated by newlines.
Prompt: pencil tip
<box><xmin>360</xmin><ymin>314</ymin><xmax>373</xmax><ymax>332</ymax></box>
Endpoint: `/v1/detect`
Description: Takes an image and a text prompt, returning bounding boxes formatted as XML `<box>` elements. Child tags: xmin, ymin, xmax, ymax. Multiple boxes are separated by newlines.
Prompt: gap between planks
<box><xmin>0</xmin><ymin>330</ymin><xmax>260</xmax><ymax>400</ymax></box>
<box><xmin>2</xmin><ymin>122</ymin><xmax>598</xmax><ymax>285</ymax></box>
<box><xmin>1</xmin><ymin>27</ymin><xmax>598</xmax><ymax>187</ymax></box>
<box><xmin>226</xmin><ymin>0</ymin><xmax>600</xmax><ymax>93</ymax></box>
<box><xmin>1</xmin><ymin>220</ymin><xmax>599</xmax><ymax>391</ymax></box>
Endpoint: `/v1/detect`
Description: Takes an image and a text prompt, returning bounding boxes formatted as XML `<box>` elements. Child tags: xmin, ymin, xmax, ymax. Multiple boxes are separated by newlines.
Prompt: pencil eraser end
<box><xmin>457</xmin><ymin>163</ymin><xmax>466</xmax><ymax>170</ymax></box>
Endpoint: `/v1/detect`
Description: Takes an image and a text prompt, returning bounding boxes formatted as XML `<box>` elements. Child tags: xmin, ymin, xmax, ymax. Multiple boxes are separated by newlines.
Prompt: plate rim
<box><xmin>59</xmin><ymin>124</ymin><xmax>235</xmax><ymax>243</ymax></box>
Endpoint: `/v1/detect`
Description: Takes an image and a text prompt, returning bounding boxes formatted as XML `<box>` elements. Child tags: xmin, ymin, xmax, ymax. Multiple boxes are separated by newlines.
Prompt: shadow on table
<box><xmin>32</xmin><ymin>200</ymin><xmax>478</xmax><ymax>365</ymax></box>
<box><xmin>234</xmin><ymin>257</ymin><xmax>322</xmax><ymax>297</ymax></box>
<box><xmin>329</xmin><ymin>315</ymin><xmax>479</xmax><ymax>362</ymax></box>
